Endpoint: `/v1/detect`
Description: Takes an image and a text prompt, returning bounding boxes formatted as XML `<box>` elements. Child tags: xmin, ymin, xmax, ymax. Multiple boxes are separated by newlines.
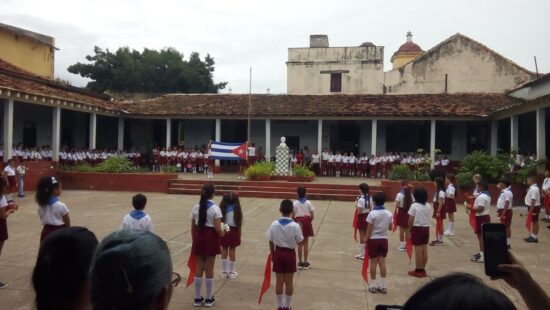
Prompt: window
<box><xmin>330</xmin><ymin>73</ymin><xmax>342</xmax><ymax>92</ymax></box>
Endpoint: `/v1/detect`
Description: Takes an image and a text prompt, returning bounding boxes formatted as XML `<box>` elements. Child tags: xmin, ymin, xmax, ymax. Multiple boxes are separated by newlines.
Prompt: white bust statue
<box><xmin>279</xmin><ymin>136</ymin><xmax>287</xmax><ymax>147</ymax></box>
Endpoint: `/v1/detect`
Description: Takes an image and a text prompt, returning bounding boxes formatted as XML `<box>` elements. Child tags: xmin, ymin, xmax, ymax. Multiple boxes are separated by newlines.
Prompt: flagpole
<box><xmin>247</xmin><ymin>67</ymin><xmax>252</xmax><ymax>142</ymax></box>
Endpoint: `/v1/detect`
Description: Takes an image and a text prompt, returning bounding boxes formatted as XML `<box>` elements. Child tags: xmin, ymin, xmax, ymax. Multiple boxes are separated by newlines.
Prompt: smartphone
<box><xmin>482</xmin><ymin>223</ymin><xmax>510</xmax><ymax>277</ymax></box>
<box><xmin>375</xmin><ymin>305</ymin><xmax>402</xmax><ymax>310</ymax></box>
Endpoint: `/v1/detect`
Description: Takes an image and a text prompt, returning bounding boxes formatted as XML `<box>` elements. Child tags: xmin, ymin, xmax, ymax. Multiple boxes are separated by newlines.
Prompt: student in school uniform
<box><xmin>355</xmin><ymin>183</ymin><xmax>372</xmax><ymax>260</ymax></box>
<box><xmin>369</xmin><ymin>155</ymin><xmax>377</xmax><ymax>178</ymax></box>
<box><xmin>395</xmin><ymin>180</ymin><xmax>413</xmax><ymax>252</ymax></box>
<box><xmin>35</xmin><ymin>176</ymin><xmax>70</xmax><ymax>244</ymax></box>
<box><xmin>247</xmin><ymin>142</ymin><xmax>257</xmax><ymax>167</ymax></box>
<box><xmin>120</xmin><ymin>193</ymin><xmax>154</xmax><ymax>232</ymax></box>
<box><xmin>342</xmin><ymin>152</ymin><xmax>349</xmax><ymax>177</ymax></box>
<box><xmin>429</xmin><ymin>177</ymin><xmax>446</xmax><ymax>246</ymax></box>
<box><xmin>292</xmin><ymin>187</ymin><xmax>315</xmax><ymax>270</ymax></box>
<box><xmin>266</xmin><ymin>199</ymin><xmax>304</xmax><ymax>310</ymax></box>
<box><xmin>496</xmin><ymin>177</ymin><xmax>513</xmax><ymax>249</ymax></box>
<box><xmin>470</xmin><ymin>181</ymin><xmax>491</xmax><ymax>263</ymax></box>
<box><xmin>295</xmin><ymin>149</ymin><xmax>305</xmax><ymax>166</ymax></box>
<box><xmin>334</xmin><ymin>152</ymin><xmax>343</xmax><ymax>178</ymax></box>
<box><xmin>366</xmin><ymin>192</ymin><xmax>393</xmax><ymax>294</ymax></box>
<box><xmin>16</xmin><ymin>160</ymin><xmax>27</xmax><ymax>198</ymax></box>
<box><xmin>310</xmin><ymin>149</ymin><xmax>321</xmax><ymax>176</ymax></box>
<box><xmin>219</xmin><ymin>192</ymin><xmax>243</xmax><ymax>279</ymax></box>
<box><xmin>542</xmin><ymin>168</ymin><xmax>550</xmax><ymax>222</ymax></box>
<box><xmin>0</xmin><ymin>177</ymin><xmax>17</xmax><ymax>289</ymax></box>
<box><xmin>349</xmin><ymin>153</ymin><xmax>357</xmax><ymax>177</ymax></box>
<box><xmin>328</xmin><ymin>151</ymin><xmax>335</xmax><ymax>177</ymax></box>
<box><xmin>206</xmin><ymin>142</ymin><xmax>215</xmax><ymax>179</ymax></box>
<box><xmin>444</xmin><ymin>174</ymin><xmax>457</xmax><ymax>236</ymax></box>
<box><xmin>408</xmin><ymin>187</ymin><xmax>432</xmax><ymax>278</ymax></box>
<box><xmin>524</xmin><ymin>174</ymin><xmax>542</xmax><ymax>243</ymax></box>
<box><xmin>321</xmin><ymin>149</ymin><xmax>329</xmax><ymax>176</ymax></box>
<box><xmin>190</xmin><ymin>184</ymin><xmax>226</xmax><ymax>307</ymax></box>
<box><xmin>3</xmin><ymin>159</ymin><xmax>16</xmax><ymax>201</ymax></box>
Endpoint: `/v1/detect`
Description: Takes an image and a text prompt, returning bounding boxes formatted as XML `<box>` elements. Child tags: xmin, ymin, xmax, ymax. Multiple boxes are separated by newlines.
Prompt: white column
<box><xmin>52</xmin><ymin>107</ymin><xmax>61</xmax><ymax>163</ymax></box>
<box><xmin>317</xmin><ymin>119</ymin><xmax>323</xmax><ymax>153</ymax></box>
<box><xmin>430</xmin><ymin>120</ymin><xmax>436</xmax><ymax>170</ymax></box>
<box><xmin>117</xmin><ymin>117</ymin><xmax>124</xmax><ymax>151</ymax></box>
<box><xmin>215</xmin><ymin>118</ymin><xmax>221</xmax><ymax>166</ymax></box>
<box><xmin>490</xmin><ymin>120</ymin><xmax>498</xmax><ymax>156</ymax></box>
<box><xmin>371</xmin><ymin>120</ymin><xmax>377</xmax><ymax>155</ymax></box>
<box><xmin>265</xmin><ymin>119</ymin><xmax>271</xmax><ymax>160</ymax></box>
<box><xmin>510</xmin><ymin>115</ymin><xmax>519</xmax><ymax>152</ymax></box>
<box><xmin>89</xmin><ymin>113</ymin><xmax>97</xmax><ymax>150</ymax></box>
<box><xmin>165</xmin><ymin>118</ymin><xmax>172</xmax><ymax>148</ymax></box>
<box><xmin>536</xmin><ymin>108</ymin><xmax>546</xmax><ymax>160</ymax></box>
<box><xmin>3</xmin><ymin>99</ymin><xmax>14</xmax><ymax>162</ymax></box>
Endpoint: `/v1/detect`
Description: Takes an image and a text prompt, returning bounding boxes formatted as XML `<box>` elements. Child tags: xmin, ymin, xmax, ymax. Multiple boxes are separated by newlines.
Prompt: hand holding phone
<box><xmin>482</xmin><ymin>223</ymin><xmax>510</xmax><ymax>277</ymax></box>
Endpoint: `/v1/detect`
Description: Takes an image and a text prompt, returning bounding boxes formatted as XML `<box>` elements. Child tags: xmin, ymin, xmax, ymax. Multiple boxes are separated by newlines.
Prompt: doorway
<box><xmin>23</xmin><ymin>121</ymin><xmax>37</xmax><ymax>147</ymax></box>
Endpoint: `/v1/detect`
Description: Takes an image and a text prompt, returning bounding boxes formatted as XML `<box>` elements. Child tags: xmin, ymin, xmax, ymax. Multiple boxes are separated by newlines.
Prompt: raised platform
<box><xmin>167</xmin><ymin>178</ymin><xmax>390</xmax><ymax>201</ymax></box>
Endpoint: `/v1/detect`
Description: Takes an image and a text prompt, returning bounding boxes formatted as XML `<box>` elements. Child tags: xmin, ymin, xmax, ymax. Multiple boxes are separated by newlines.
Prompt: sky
<box><xmin>1</xmin><ymin>0</ymin><xmax>549</xmax><ymax>94</ymax></box>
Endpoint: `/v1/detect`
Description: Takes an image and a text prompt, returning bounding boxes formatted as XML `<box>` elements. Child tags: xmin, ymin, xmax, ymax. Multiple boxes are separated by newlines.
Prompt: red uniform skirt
<box><xmin>7</xmin><ymin>175</ymin><xmax>16</xmax><ymax>193</ymax></box>
<box><xmin>296</xmin><ymin>216</ymin><xmax>314</xmax><ymax>237</ymax></box>
<box><xmin>0</xmin><ymin>218</ymin><xmax>7</xmax><ymax>241</ymax></box>
<box><xmin>474</xmin><ymin>215</ymin><xmax>491</xmax><ymax>235</ymax></box>
<box><xmin>397</xmin><ymin>207</ymin><xmax>410</xmax><ymax>227</ymax></box>
<box><xmin>220</xmin><ymin>226</ymin><xmax>241</xmax><ymax>248</ymax></box>
<box><xmin>497</xmin><ymin>209</ymin><xmax>513</xmax><ymax>226</ymax></box>
<box><xmin>272</xmin><ymin>247</ymin><xmax>297</xmax><ymax>273</ymax></box>
<box><xmin>367</xmin><ymin>238</ymin><xmax>388</xmax><ymax>258</ymax></box>
<box><xmin>544</xmin><ymin>194</ymin><xmax>550</xmax><ymax>214</ymax></box>
<box><xmin>247</xmin><ymin>156</ymin><xmax>257</xmax><ymax>166</ymax></box>
<box><xmin>239</xmin><ymin>159</ymin><xmax>247</xmax><ymax>167</ymax></box>
<box><xmin>40</xmin><ymin>224</ymin><xmax>67</xmax><ymax>243</ymax></box>
<box><xmin>356</xmin><ymin>212</ymin><xmax>369</xmax><ymax>230</ymax></box>
<box><xmin>444</xmin><ymin>198</ymin><xmax>457</xmax><ymax>214</ymax></box>
<box><xmin>207</xmin><ymin>159</ymin><xmax>215</xmax><ymax>167</ymax></box>
<box><xmin>192</xmin><ymin>227</ymin><xmax>221</xmax><ymax>256</ymax></box>
<box><xmin>411</xmin><ymin>226</ymin><xmax>430</xmax><ymax>245</ymax></box>
<box><xmin>528</xmin><ymin>205</ymin><xmax>541</xmax><ymax>221</ymax></box>
<box><xmin>432</xmin><ymin>202</ymin><xmax>447</xmax><ymax>219</ymax></box>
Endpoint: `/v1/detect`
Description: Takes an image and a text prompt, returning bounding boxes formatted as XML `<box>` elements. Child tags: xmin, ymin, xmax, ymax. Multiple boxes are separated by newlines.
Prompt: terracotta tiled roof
<box><xmin>117</xmin><ymin>93</ymin><xmax>523</xmax><ymax>119</ymax></box>
<box><xmin>0</xmin><ymin>58</ymin><xmax>113</xmax><ymax>110</ymax></box>
<box><xmin>396</xmin><ymin>42</ymin><xmax>423</xmax><ymax>54</ymax></box>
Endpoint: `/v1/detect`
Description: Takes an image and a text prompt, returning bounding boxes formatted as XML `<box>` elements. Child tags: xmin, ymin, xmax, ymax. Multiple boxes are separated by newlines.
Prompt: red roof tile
<box><xmin>117</xmin><ymin>93</ymin><xmax>523</xmax><ymax>119</ymax></box>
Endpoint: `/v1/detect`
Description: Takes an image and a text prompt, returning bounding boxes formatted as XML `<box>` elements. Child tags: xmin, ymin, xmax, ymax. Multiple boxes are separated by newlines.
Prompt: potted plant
<box><xmin>292</xmin><ymin>164</ymin><xmax>315</xmax><ymax>182</ymax></box>
<box><xmin>245</xmin><ymin>161</ymin><xmax>274</xmax><ymax>181</ymax></box>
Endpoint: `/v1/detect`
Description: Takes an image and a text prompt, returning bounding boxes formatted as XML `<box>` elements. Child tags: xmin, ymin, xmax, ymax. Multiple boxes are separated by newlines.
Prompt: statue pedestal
<box><xmin>275</xmin><ymin>145</ymin><xmax>289</xmax><ymax>176</ymax></box>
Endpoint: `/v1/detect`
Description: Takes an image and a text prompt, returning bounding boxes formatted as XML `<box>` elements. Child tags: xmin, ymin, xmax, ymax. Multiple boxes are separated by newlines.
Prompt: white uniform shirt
<box><xmin>366</xmin><ymin>208</ymin><xmax>393</xmax><ymax>239</ymax></box>
<box><xmin>37</xmin><ymin>198</ymin><xmax>69</xmax><ymax>226</ymax></box>
<box><xmin>247</xmin><ymin>147</ymin><xmax>256</xmax><ymax>157</ymax></box>
<box><xmin>524</xmin><ymin>184</ymin><xmax>541</xmax><ymax>206</ymax></box>
<box><xmin>543</xmin><ymin>177</ymin><xmax>550</xmax><ymax>193</ymax></box>
<box><xmin>395</xmin><ymin>190</ymin><xmax>414</xmax><ymax>208</ymax></box>
<box><xmin>408</xmin><ymin>202</ymin><xmax>432</xmax><ymax>227</ymax></box>
<box><xmin>311</xmin><ymin>154</ymin><xmax>320</xmax><ymax>164</ymax></box>
<box><xmin>120</xmin><ymin>211</ymin><xmax>155</xmax><ymax>232</ymax></box>
<box><xmin>0</xmin><ymin>195</ymin><xmax>7</xmax><ymax>209</ymax></box>
<box><xmin>433</xmin><ymin>190</ymin><xmax>446</xmax><ymax>203</ymax></box>
<box><xmin>496</xmin><ymin>187</ymin><xmax>513</xmax><ymax>210</ymax></box>
<box><xmin>321</xmin><ymin>152</ymin><xmax>329</xmax><ymax>161</ymax></box>
<box><xmin>266</xmin><ymin>217</ymin><xmax>304</xmax><ymax>249</ymax></box>
<box><xmin>446</xmin><ymin>184</ymin><xmax>456</xmax><ymax>198</ymax></box>
<box><xmin>16</xmin><ymin>165</ymin><xmax>26</xmax><ymax>176</ymax></box>
<box><xmin>474</xmin><ymin>192</ymin><xmax>491</xmax><ymax>216</ymax></box>
<box><xmin>328</xmin><ymin>155</ymin><xmax>335</xmax><ymax>163</ymax></box>
<box><xmin>3</xmin><ymin>165</ymin><xmax>15</xmax><ymax>176</ymax></box>
<box><xmin>293</xmin><ymin>199</ymin><xmax>315</xmax><ymax>217</ymax></box>
<box><xmin>191</xmin><ymin>200</ymin><xmax>222</xmax><ymax>227</ymax></box>
<box><xmin>335</xmin><ymin>154</ymin><xmax>342</xmax><ymax>163</ymax></box>
<box><xmin>356</xmin><ymin>195</ymin><xmax>372</xmax><ymax>214</ymax></box>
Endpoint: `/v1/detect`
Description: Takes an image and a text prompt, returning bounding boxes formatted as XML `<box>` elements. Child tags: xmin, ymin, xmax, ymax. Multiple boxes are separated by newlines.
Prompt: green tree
<box><xmin>68</xmin><ymin>46</ymin><xmax>227</xmax><ymax>93</ymax></box>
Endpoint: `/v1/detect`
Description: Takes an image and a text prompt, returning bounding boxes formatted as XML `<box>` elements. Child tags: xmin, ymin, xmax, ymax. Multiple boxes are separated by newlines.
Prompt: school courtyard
<box><xmin>0</xmin><ymin>189</ymin><xmax>548</xmax><ymax>310</ymax></box>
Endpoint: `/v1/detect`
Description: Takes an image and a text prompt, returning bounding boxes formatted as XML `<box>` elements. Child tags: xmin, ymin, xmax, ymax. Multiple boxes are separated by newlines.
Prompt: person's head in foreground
<box><xmin>90</xmin><ymin>230</ymin><xmax>179</xmax><ymax>310</ymax></box>
<box><xmin>280</xmin><ymin>199</ymin><xmax>293</xmax><ymax>217</ymax></box>
<box><xmin>32</xmin><ymin>226</ymin><xmax>99</xmax><ymax>310</ymax></box>
<box><xmin>402</xmin><ymin>273</ymin><xmax>516</xmax><ymax>310</ymax></box>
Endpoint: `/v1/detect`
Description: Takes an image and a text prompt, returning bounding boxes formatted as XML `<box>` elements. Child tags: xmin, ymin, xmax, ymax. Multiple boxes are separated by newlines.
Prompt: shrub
<box><xmin>414</xmin><ymin>172</ymin><xmax>430</xmax><ymax>181</ymax></box>
<box><xmin>456</xmin><ymin>172</ymin><xmax>474</xmax><ymax>189</ymax></box>
<box><xmin>388</xmin><ymin>164</ymin><xmax>413</xmax><ymax>181</ymax></box>
<box><xmin>293</xmin><ymin>164</ymin><xmax>315</xmax><ymax>178</ymax></box>
<box><xmin>512</xmin><ymin>160</ymin><xmax>544</xmax><ymax>184</ymax></box>
<box><xmin>162</xmin><ymin>165</ymin><xmax>178</xmax><ymax>173</ymax></box>
<box><xmin>245</xmin><ymin>161</ymin><xmax>274</xmax><ymax>179</ymax></box>
<box><xmin>458</xmin><ymin>151</ymin><xmax>508</xmax><ymax>184</ymax></box>
<box><xmin>60</xmin><ymin>156</ymin><xmax>134</xmax><ymax>173</ymax></box>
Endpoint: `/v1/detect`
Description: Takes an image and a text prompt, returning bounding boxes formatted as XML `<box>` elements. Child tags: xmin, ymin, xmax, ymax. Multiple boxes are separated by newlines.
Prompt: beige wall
<box><xmin>287</xmin><ymin>46</ymin><xmax>384</xmax><ymax>95</ymax></box>
<box><xmin>384</xmin><ymin>36</ymin><xmax>534</xmax><ymax>94</ymax></box>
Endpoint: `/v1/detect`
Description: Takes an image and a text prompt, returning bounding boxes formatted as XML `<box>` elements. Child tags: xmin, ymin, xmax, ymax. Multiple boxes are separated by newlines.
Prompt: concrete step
<box><xmin>167</xmin><ymin>188</ymin><xmax>361</xmax><ymax>201</ymax></box>
<box><xmin>168</xmin><ymin>179</ymin><xmax>385</xmax><ymax>191</ymax></box>
<box><xmin>168</xmin><ymin>183</ymin><xmax>368</xmax><ymax>195</ymax></box>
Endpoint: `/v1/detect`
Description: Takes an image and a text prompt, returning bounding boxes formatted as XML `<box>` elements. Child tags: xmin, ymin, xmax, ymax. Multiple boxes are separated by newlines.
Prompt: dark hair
<box><xmin>401</xmin><ymin>180</ymin><xmax>413</xmax><ymax>211</ymax></box>
<box><xmin>33</xmin><ymin>227</ymin><xmax>98</xmax><ymax>310</ymax></box>
<box><xmin>480</xmin><ymin>180</ymin><xmax>489</xmax><ymax>191</ymax></box>
<box><xmin>297</xmin><ymin>187</ymin><xmax>306</xmax><ymax>199</ymax></box>
<box><xmin>414</xmin><ymin>188</ymin><xmax>428</xmax><ymax>204</ymax></box>
<box><xmin>446</xmin><ymin>173</ymin><xmax>456</xmax><ymax>184</ymax></box>
<box><xmin>91</xmin><ymin>230</ymin><xmax>172</xmax><ymax>310</ymax></box>
<box><xmin>35</xmin><ymin>176</ymin><xmax>60</xmax><ymax>207</ymax></box>
<box><xmin>198</xmin><ymin>183</ymin><xmax>215</xmax><ymax>229</ymax></box>
<box><xmin>373</xmin><ymin>192</ymin><xmax>386</xmax><ymax>206</ymax></box>
<box><xmin>219</xmin><ymin>192</ymin><xmax>243</xmax><ymax>228</ymax></box>
<box><xmin>403</xmin><ymin>273</ymin><xmax>516</xmax><ymax>310</ymax></box>
<box><xmin>359</xmin><ymin>183</ymin><xmax>370</xmax><ymax>196</ymax></box>
<box><xmin>435</xmin><ymin>177</ymin><xmax>445</xmax><ymax>194</ymax></box>
<box><xmin>499</xmin><ymin>177</ymin><xmax>512</xmax><ymax>187</ymax></box>
<box><xmin>280</xmin><ymin>199</ymin><xmax>293</xmax><ymax>216</ymax></box>
<box><xmin>132</xmin><ymin>194</ymin><xmax>147</xmax><ymax>210</ymax></box>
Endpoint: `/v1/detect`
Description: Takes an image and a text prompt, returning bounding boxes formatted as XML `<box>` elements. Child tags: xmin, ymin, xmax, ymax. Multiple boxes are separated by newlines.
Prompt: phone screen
<box><xmin>375</xmin><ymin>306</ymin><xmax>403</xmax><ymax>310</ymax></box>
<box><xmin>482</xmin><ymin>223</ymin><xmax>509</xmax><ymax>277</ymax></box>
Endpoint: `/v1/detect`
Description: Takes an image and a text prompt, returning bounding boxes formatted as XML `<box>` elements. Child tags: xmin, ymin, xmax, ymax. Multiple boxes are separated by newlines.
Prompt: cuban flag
<box><xmin>210</xmin><ymin>141</ymin><xmax>248</xmax><ymax>161</ymax></box>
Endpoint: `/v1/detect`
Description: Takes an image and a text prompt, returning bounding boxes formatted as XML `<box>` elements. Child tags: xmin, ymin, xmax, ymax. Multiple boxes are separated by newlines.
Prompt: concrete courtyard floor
<box><xmin>1</xmin><ymin>190</ymin><xmax>549</xmax><ymax>309</ymax></box>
